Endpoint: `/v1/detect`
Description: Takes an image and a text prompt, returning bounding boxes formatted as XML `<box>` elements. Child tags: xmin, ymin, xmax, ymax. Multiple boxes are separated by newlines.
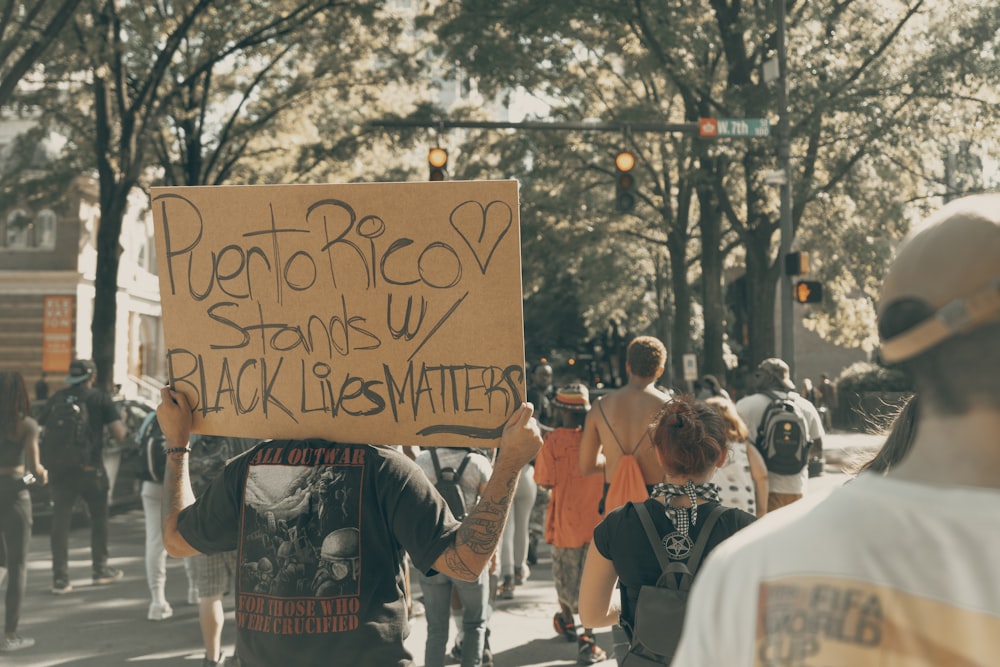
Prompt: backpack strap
<box><xmin>454</xmin><ymin>450</ymin><xmax>472</xmax><ymax>481</ymax></box>
<box><xmin>684</xmin><ymin>504</ymin><xmax>727</xmax><ymax>574</ymax></box>
<box><xmin>429</xmin><ymin>448</ymin><xmax>445</xmax><ymax>481</ymax></box>
<box><xmin>596</xmin><ymin>399</ymin><xmax>629</xmax><ymax>455</ymax></box>
<box><xmin>634</xmin><ymin>502</ymin><xmax>728</xmax><ymax>592</ymax></box>
<box><xmin>755</xmin><ymin>390</ymin><xmax>781</xmax><ymax>446</ymax></box>
<box><xmin>430</xmin><ymin>448</ymin><xmax>471</xmax><ymax>483</ymax></box>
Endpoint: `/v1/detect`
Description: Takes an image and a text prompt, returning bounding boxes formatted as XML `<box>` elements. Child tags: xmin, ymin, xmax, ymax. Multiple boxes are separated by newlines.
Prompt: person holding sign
<box><xmin>158</xmin><ymin>388</ymin><xmax>542</xmax><ymax>667</ymax></box>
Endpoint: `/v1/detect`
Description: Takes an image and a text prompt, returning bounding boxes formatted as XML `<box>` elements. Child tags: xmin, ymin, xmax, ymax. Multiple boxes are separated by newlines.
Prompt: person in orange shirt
<box><xmin>534</xmin><ymin>384</ymin><xmax>608</xmax><ymax>665</ymax></box>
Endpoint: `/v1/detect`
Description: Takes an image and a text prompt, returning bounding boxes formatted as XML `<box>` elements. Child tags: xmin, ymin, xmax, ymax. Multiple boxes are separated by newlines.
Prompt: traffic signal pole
<box><xmin>370</xmin><ymin>118</ymin><xmax>698</xmax><ymax>134</ymax></box>
<box><xmin>777</xmin><ymin>0</ymin><xmax>795</xmax><ymax>377</ymax></box>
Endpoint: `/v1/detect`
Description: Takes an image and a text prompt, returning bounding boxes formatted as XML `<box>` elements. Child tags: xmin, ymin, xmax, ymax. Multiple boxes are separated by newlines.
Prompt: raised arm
<box><xmin>431</xmin><ymin>403</ymin><xmax>543</xmax><ymax>581</ymax></box>
<box><xmin>156</xmin><ymin>387</ymin><xmax>200</xmax><ymax>558</ymax></box>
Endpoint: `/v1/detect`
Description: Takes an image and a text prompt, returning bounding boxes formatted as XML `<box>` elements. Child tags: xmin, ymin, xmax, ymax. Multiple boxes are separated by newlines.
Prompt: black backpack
<box><xmin>40</xmin><ymin>387</ymin><xmax>94</xmax><ymax>469</ymax></box>
<box><xmin>429</xmin><ymin>448</ymin><xmax>473</xmax><ymax>520</ymax></box>
<box><xmin>622</xmin><ymin>503</ymin><xmax>727</xmax><ymax>666</ymax></box>
<box><xmin>754</xmin><ymin>390</ymin><xmax>812</xmax><ymax>475</ymax></box>
<box><xmin>135</xmin><ymin>413</ymin><xmax>167</xmax><ymax>483</ymax></box>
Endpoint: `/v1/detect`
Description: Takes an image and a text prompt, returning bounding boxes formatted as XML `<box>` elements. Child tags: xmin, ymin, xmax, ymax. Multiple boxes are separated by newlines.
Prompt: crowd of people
<box><xmin>0</xmin><ymin>193</ymin><xmax>996</xmax><ymax>666</ymax></box>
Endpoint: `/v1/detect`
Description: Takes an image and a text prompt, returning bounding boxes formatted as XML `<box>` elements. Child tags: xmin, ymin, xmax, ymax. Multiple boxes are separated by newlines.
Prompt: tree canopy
<box><xmin>2</xmin><ymin>0</ymin><xmax>997</xmax><ymax>390</ymax></box>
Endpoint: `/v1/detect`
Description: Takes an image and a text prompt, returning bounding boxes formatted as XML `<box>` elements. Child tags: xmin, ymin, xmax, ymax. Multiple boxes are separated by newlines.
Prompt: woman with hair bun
<box><xmin>578</xmin><ymin>396</ymin><xmax>756</xmax><ymax>663</ymax></box>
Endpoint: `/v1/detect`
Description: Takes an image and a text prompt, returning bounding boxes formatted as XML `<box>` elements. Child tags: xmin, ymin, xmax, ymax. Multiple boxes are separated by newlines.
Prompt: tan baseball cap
<box><xmin>757</xmin><ymin>358</ymin><xmax>796</xmax><ymax>390</ymax></box>
<box><xmin>878</xmin><ymin>194</ymin><xmax>1000</xmax><ymax>364</ymax></box>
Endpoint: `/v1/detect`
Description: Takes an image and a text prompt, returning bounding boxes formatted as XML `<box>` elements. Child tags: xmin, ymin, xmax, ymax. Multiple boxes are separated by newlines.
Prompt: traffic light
<box><xmin>615</xmin><ymin>150</ymin><xmax>637</xmax><ymax>212</ymax></box>
<box><xmin>785</xmin><ymin>251</ymin><xmax>810</xmax><ymax>275</ymax></box>
<box><xmin>428</xmin><ymin>147</ymin><xmax>448</xmax><ymax>181</ymax></box>
<box><xmin>794</xmin><ymin>280</ymin><xmax>823</xmax><ymax>304</ymax></box>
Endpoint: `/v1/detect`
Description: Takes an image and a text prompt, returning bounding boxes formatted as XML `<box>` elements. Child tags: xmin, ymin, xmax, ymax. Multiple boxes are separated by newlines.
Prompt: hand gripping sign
<box><xmin>152</xmin><ymin>180</ymin><xmax>525</xmax><ymax>447</ymax></box>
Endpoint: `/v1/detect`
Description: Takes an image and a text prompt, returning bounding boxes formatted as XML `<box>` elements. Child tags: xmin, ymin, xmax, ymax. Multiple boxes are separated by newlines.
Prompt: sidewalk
<box><xmin>13</xmin><ymin>510</ymin><xmax>606</xmax><ymax>667</ymax></box>
<box><xmin>406</xmin><ymin>541</ymin><xmax>616</xmax><ymax>666</ymax></box>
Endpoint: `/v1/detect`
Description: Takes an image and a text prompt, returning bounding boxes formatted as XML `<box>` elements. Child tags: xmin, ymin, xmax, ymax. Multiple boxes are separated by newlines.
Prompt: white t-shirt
<box><xmin>736</xmin><ymin>390</ymin><xmax>825</xmax><ymax>494</ymax></box>
<box><xmin>715</xmin><ymin>441</ymin><xmax>757</xmax><ymax>515</ymax></box>
<box><xmin>414</xmin><ymin>448</ymin><xmax>492</xmax><ymax>509</ymax></box>
<box><xmin>672</xmin><ymin>474</ymin><xmax>1000</xmax><ymax>666</ymax></box>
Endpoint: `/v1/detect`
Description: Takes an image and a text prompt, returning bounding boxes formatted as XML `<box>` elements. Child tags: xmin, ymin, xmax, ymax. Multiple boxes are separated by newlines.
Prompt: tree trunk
<box><xmin>92</xmin><ymin>193</ymin><xmax>125</xmax><ymax>393</ymax></box>
<box><xmin>661</xmin><ymin>182</ymin><xmax>695</xmax><ymax>387</ymax></box>
<box><xmin>698</xmin><ymin>184</ymin><xmax>725</xmax><ymax>380</ymax></box>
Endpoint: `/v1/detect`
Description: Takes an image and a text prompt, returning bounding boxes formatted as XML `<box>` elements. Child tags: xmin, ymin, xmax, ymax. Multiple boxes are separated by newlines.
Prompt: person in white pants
<box><xmin>497</xmin><ymin>462</ymin><xmax>538</xmax><ymax>598</ymax></box>
<box><xmin>142</xmin><ymin>479</ymin><xmax>196</xmax><ymax>619</ymax></box>
<box><xmin>137</xmin><ymin>408</ymin><xmax>197</xmax><ymax>621</ymax></box>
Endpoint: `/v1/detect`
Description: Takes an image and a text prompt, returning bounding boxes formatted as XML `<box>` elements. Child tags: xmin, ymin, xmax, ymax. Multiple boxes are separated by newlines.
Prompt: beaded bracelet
<box><xmin>164</xmin><ymin>446</ymin><xmax>192</xmax><ymax>455</ymax></box>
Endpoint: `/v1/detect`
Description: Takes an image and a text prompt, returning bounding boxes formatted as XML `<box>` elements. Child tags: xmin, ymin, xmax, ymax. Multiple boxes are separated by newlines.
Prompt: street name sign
<box><xmin>699</xmin><ymin>118</ymin><xmax>771</xmax><ymax>138</ymax></box>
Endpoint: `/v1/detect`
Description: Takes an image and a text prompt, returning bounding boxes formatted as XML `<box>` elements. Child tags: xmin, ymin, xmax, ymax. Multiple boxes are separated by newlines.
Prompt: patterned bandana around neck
<box><xmin>650</xmin><ymin>480</ymin><xmax>721</xmax><ymax>536</ymax></box>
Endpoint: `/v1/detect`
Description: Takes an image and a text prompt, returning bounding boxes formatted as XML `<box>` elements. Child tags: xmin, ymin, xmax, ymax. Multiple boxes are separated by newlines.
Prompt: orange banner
<box><xmin>42</xmin><ymin>296</ymin><xmax>74</xmax><ymax>373</ymax></box>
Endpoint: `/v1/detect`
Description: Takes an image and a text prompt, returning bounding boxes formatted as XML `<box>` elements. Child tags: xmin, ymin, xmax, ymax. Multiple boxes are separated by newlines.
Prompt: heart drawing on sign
<box><xmin>449</xmin><ymin>200</ymin><xmax>513</xmax><ymax>275</ymax></box>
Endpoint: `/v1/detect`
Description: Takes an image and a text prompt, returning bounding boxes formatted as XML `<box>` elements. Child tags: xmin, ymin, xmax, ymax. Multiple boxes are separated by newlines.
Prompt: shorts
<box><xmin>767</xmin><ymin>492</ymin><xmax>803</xmax><ymax>513</ymax></box>
<box><xmin>551</xmin><ymin>545</ymin><xmax>588</xmax><ymax>612</ymax></box>
<box><xmin>190</xmin><ymin>551</ymin><xmax>236</xmax><ymax>598</ymax></box>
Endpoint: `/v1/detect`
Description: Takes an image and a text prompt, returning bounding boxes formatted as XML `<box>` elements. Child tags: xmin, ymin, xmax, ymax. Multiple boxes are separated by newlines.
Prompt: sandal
<box><xmin>577</xmin><ymin>634</ymin><xmax>607</xmax><ymax>665</ymax></box>
<box><xmin>553</xmin><ymin>612</ymin><xmax>578</xmax><ymax>641</ymax></box>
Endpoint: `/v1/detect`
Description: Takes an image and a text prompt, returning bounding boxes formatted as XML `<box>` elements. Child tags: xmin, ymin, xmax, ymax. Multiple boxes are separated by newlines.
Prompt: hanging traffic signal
<box><xmin>785</xmin><ymin>251</ymin><xmax>810</xmax><ymax>276</ymax></box>
<box><xmin>615</xmin><ymin>150</ymin><xmax>637</xmax><ymax>212</ymax></box>
<box><xmin>428</xmin><ymin>147</ymin><xmax>448</xmax><ymax>181</ymax></box>
<box><xmin>794</xmin><ymin>280</ymin><xmax>823</xmax><ymax>304</ymax></box>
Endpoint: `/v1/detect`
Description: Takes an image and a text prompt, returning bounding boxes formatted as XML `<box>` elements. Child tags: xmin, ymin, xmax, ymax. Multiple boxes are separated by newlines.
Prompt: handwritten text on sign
<box><xmin>151</xmin><ymin>181</ymin><xmax>525</xmax><ymax>447</ymax></box>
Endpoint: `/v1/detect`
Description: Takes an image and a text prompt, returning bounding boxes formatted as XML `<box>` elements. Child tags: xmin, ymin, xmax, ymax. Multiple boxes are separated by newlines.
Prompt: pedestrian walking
<box><xmin>37</xmin><ymin>359</ymin><xmax>127</xmax><ymax>594</ymax></box>
<box><xmin>158</xmin><ymin>388</ymin><xmax>542</xmax><ymax>667</ymax></box>
<box><xmin>533</xmin><ymin>383</ymin><xmax>607</xmax><ymax>664</ymax></box>
<box><xmin>672</xmin><ymin>194</ymin><xmax>1000</xmax><ymax>665</ymax></box>
<box><xmin>818</xmin><ymin>373</ymin><xmax>838</xmax><ymax>429</ymax></box>
<box><xmin>135</xmin><ymin>410</ymin><xmax>197</xmax><ymax>621</ymax></box>
<box><xmin>735</xmin><ymin>358</ymin><xmax>825</xmax><ymax>511</ymax></box>
<box><xmin>34</xmin><ymin>373</ymin><xmax>49</xmax><ymax>402</ymax></box>
<box><xmin>413</xmin><ymin>446</ymin><xmax>493</xmax><ymax>667</ymax></box>
<box><xmin>705</xmin><ymin>395</ymin><xmax>769</xmax><ymax>518</ymax></box>
<box><xmin>578</xmin><ymin>397</ymin><xmax>755</xmax><ymax>664</ymax></box>
<box><xmin>0</xmin><ymin>371</ymin><xmax>48</xmax><ymax>652</ymax></box>
<box><xmin>186</xmin><ymin>435</ymin><xmax>255</xmax><ymax>667</ymax></box>
<box><xmin>579</xmin><ymin>336</ymin><xmax>672</xmax><ymax>515</ymax></box>
<box><xmin>496</xmin><ymin>460</ymin><xmax>537</xmax><ymax>600</ymax></box>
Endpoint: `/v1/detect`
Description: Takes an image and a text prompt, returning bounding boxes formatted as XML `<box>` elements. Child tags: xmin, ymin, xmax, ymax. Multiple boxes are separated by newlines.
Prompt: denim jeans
<box><xmin>418</xmin><ymin>568</ymin><xmax>490</xmax><ymax>667</ymax></box>
<box><xmin>50</xmin><ymin>466</ymin><xmax>110</xmax><ymax>581</ymax></box>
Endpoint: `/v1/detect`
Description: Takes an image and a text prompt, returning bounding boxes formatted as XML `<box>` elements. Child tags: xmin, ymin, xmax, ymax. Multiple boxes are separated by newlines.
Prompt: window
<box><xmin>35</xmin><ymin>209</ymin><xmax>57</xmax><ymax>249</ymax></box>
<box><xmin>4</xmin><ymin>209</ymin><xmax>31</xmax><ymax>248</ymax></box>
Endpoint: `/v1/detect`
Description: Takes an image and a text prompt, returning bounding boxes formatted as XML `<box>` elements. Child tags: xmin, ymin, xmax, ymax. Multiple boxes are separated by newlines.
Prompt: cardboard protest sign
<box><xmin>151</xmin><ymin>180</ymin><xmax>524</xmax><ymax>447</ymax></box>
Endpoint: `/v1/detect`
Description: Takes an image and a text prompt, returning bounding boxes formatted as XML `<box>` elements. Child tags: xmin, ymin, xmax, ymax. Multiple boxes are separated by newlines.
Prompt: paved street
<box><xmin>10</xmin><ymin>432</ymin><xmax>882</xmax><ymax>667</ymax></box>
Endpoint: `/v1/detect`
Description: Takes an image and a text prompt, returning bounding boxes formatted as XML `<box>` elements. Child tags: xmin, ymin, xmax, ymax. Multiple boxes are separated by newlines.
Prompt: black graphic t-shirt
<box><xmin>177</xmin><ymin>440</ymin><xmax>460</xmax><ymax>667</ymax></box>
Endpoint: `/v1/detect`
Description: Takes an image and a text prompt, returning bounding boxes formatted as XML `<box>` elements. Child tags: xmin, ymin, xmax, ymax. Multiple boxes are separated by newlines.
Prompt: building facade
<box><xmin>0</xmin><ymin>115</ymin><xmax>164</xmax><ymax>400</ymax></box>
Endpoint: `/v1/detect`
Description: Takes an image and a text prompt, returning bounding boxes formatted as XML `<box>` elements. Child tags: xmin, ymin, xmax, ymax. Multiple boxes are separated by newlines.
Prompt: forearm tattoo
<box><xmin>444</xmin><ymin>474</ymin><xmax>518</xmax><ymax>577</ymax></box>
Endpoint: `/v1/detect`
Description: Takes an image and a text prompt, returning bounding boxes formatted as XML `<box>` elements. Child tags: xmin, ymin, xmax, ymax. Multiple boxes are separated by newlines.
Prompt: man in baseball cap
<box><xmin>65</xmin><ymin>359</ymin><xmax>97</xmax><ymax>385</ymax></box>
<box><xmin>38</xmin><ymin>358</ymin><xmax>128</xmax><ymax>594</ymax></box>
<box><xmin>672</xmin><ymin>194</ymin><xmax>1000</xmax><ymax>665</ymax></box>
